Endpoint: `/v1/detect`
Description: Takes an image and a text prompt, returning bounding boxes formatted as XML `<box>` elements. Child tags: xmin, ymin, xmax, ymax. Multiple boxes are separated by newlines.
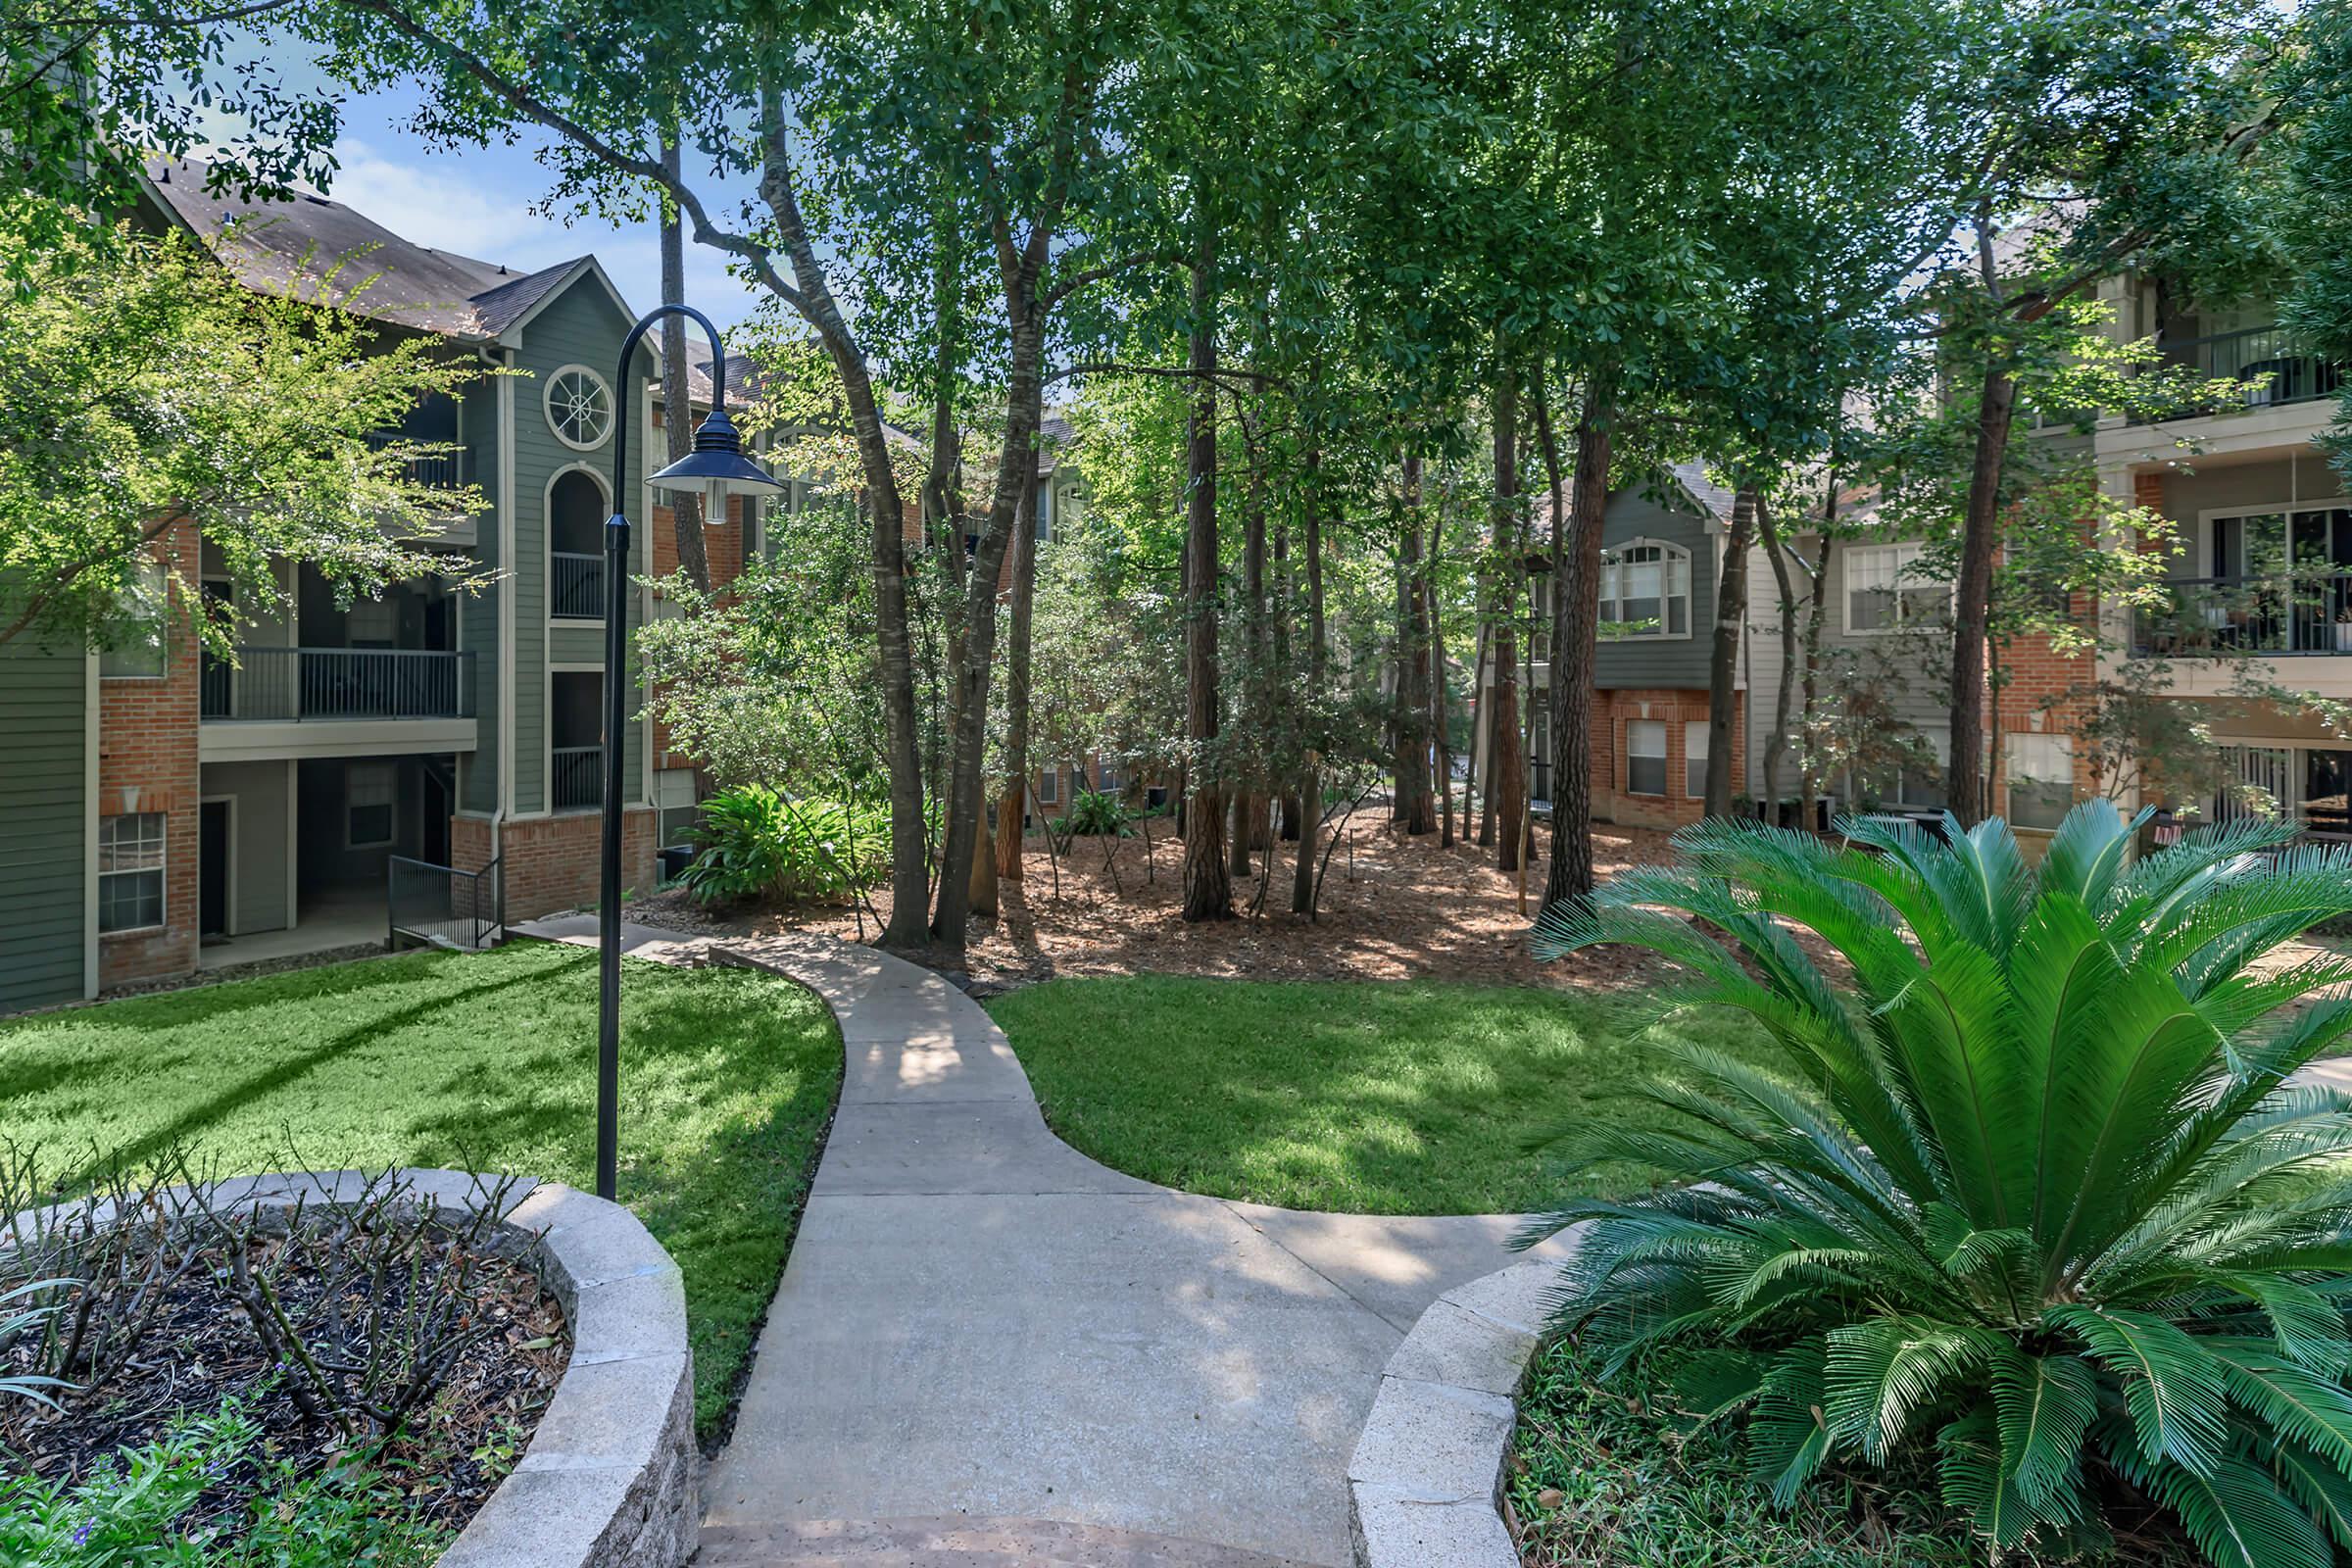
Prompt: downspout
<box><xmin>487</xmin><ymin>342</ymin><xmax>516</xmax><ymax>872</ymax></box>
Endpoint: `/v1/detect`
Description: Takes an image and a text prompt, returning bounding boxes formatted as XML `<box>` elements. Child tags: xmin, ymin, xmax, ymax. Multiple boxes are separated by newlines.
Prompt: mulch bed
<box><xmin>625</xmin><ymin>810</ymin><xmax>1690</xmax><ymax>996</ymax></box>
<box><xmin>3</xmin><ymin>1224</ymin><xmax>566</xmax><ymax>1538</ymax></box>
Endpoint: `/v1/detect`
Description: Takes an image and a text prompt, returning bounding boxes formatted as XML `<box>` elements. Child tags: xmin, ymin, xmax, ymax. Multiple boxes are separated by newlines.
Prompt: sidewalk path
<box><xmin>512</xmin><ymin>916</ymin><xmax>1569</xmax><ymax>1566</ymax></box>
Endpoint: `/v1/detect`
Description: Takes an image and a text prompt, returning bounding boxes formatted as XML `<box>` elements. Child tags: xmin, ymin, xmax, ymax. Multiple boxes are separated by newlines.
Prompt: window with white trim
<box><xmin>1844</xmin><ymin>542</ymin><xmax>1947</xmax><ymax>633</ymax></box>
<box><xmin>98</xmin><ymin>812</ymin><xmax>167</xmax><ymax>933</ymax></box>
<box><xmin>2006</xmin><ymin>734</ymin><xmax>2075</xmax><ymax>831</ymax></box>
<box><xmin>1598</xmin><ymin>541</ymin><xmax>1690</xmax><ymax>639</ymax></box>
<box><xmin>347</xmin><ymin>762</ymin><xmax>396</xmax><ymax>848</ymax></box>
<box><xmin>1685</xmin><ymin>721</ymin><xmax>1709</xmax><ymax>799</ymax></box>
<box><xmin>1036</xmin><ymin>764</ymin><xmax>1059</xmax><ymax>806</ymax></box>
<box><xmin>1626</xmin><ymin>719</ymin><xmax>1667</xmax><ymax>797</ymax></box>
<box><xmin>544</xmin><ymin>366</ymin><xmax>614</xmax><ymax>451</ymax></box>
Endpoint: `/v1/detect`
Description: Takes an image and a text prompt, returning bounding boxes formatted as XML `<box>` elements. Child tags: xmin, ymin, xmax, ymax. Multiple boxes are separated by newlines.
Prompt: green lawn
<box><xmin>0</xmin><ymin>941</ymin><xmax>841</xmax><ymax>1439</ymax></box>
<box><xmin>988</xmin><ymin>975</ymin><xmax>1765</xmax><ymax>1214</ymax></box>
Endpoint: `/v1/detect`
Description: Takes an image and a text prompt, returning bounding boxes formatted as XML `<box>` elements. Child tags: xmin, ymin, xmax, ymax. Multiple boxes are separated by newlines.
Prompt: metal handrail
<box><xmin>387</xmin><ymin>854</ymin><xmax>504</xmax><ymax>952</ymax></box>
<box><xmin>552</xmin><ymin>746</ymin><xmax>603</xmax><ymax>812</ymax></box>
<box><xmin>2132</xmin><ymin>324</ymin><xmax>2344</xmax><ymax>422</ymax></box>
<box><xmin>552</xmin><ymin>552</ymin><xmax>604</xmax><ymax>619</ymax></box>
<box><xmin>200</xmin><ymin>645</ymin><xmax>475</xmax><ymax>720</ymax></box>
<box><xmin>2131</xmin><ymin>570</ymin><xmax>2352</xmax><ymax>658</ymax></box>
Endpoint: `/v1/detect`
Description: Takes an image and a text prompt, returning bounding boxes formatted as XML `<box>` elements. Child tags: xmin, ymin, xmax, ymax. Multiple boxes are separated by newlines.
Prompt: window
<box><xmin>1626</xmin><ymin>719</ymin><xmax>1667</xmax><ymax>797</ymax></box>
<box><xmin>98</xmin><ymin>812</ymin><xmax>166</xmax><ymax>932</ymax></box>
<box><xmin>1685</xmin><ymin>721</ymin><xmax>1709</xmax><ymax>799</ymax></box>
<box><xmin>2006</xmin><ymin>734</ymin><xmax>2074</xmax><ymax>831</ymax></box>
<box><xmin>1845</xmin><ymin>543</ymin><xmax>1947</xmax><ymax>633</ymax></box>
<box><xmin>1036</xmin><ymin>764</ymin><xmax>1059</xmax><ymax>806</ymax></box>
<box><xmin>347</xmin><ymin>762</ymin><xmax>396</xmax><ymax>848</ymax></box>
<box><xmin>1099</xmin><ymin>760</ymin><xmax>1120</xmax><ymax>795</ymax></box>
<box><xmin>100</xmin><ymin>563</ymin><xmax>169</xmax><ymax>678</ymax></box>
<box><xmin>544</xmin><ymin>366</ymin><xmax>614</xmax><ymax>451</ymax></box>
<box><xmin>1597</xmin><ymin>541</ymin><xmax>1690</xmax><ymax>639</ymax></box>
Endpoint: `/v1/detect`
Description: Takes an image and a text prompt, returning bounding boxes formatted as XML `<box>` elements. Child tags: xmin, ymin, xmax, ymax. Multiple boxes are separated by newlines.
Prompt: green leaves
<box><xmin>1532</xmin><ymin>805</ymin><xmax>2352</xmax><ymax>1558</ymax></box>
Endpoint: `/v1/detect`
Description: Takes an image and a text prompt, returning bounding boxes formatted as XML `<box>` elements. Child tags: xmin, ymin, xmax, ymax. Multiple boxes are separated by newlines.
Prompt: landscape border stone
<box><xmin>6</xmin><ymin>1167</ymin><xmax>697</xmax><ymax>1568</ymax></box>
<box><xmin>1346</xmin><ymin>1258</ymin><xmax>1557</xmax><ymax>1568</ymax></box>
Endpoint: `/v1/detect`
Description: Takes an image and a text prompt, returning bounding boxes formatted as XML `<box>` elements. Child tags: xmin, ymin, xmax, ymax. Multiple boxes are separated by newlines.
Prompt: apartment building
<box><xmin>0</xmin><ymin>164</ymin><xmax>735</xmax><ymax>1011</ymax></box>
<box><xmin>1471</xmin><ymin>465</ymin><xmax>1747</xmax><ymax>828</ymax></box>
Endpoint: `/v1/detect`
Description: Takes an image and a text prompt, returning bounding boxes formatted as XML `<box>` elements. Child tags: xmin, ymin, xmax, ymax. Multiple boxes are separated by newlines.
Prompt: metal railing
<box><xmin>552</xmin><ymin>746</ymin><xmax>603</xmax><ymax>811</ymax></box>
<box><xmin>200</xmin><ymin>646</ymin><xmax>475</xmax><ymax>721</ymax></box>
<box><xmin>388</xmin><ymin>854</ymin><xmax>503</xmax><ymax>952</ymax></box>
<box><xmin>552</xmin><ymin>552</ymin><xmax>603</xmax><ymax>618</ymax></box>
<box><xmin>2132</xmin><ymin>571</ymin><xmax>2352</xmax><ymax>658</ymax></box>
<box><xmin>365</xmin><ymin>432</ymin><xmax>474</xmax><ymax>490</ymax></box>
<box><xmin>2132</xmin><ymin>325</ymin><xmax>2344</xmax><ymax>422</ymax></box>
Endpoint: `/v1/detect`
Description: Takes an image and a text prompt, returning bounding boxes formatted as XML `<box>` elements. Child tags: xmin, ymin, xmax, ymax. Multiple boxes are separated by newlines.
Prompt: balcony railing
<box><xmin>200</xmin><ymin>646</ymin><xmax>476</xmax><ymax>721</ymax></box>
<box><xmin>552</xmin><ymin>552</ymin><xmax>604</xmax><ymax>619</ymax></box>
<box><xmin>551</xmin><ymin>746</ymin><xmax>603</xmax><ymax>812</ymax></box>
<box><xmin>2132</xmin><ymin>325</ymin><xmax>2344</xmax><ymax>423</ymax></box>
<box><xmin>2132</xmin><ymin>572</ymin><xmax>2352</xmax><ymax>659</ymax></box>
<box><xmin>365</xmin><ymin>432</ymin><xmax>474</xmax><ymax>490</ymax></box>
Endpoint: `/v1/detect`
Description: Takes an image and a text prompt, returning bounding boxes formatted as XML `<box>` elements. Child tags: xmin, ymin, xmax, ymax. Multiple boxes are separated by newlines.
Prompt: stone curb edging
<box><xmin>11</xmin><ymin>1167</ymin><xmax>698</xmax><ymax>1568</ymax></box>
<box><xmin>1346</xmin><ymin>1259</ymin><xmax>1557</xmax><ymax>1568</ymax></box>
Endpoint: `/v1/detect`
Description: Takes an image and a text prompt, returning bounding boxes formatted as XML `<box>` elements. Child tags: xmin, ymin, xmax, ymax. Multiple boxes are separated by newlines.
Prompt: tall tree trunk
<box><xmin>1182</xmin><ymin>230</ymin><xmax>1231</xmax><ymax>921</ymax></box>
<box><xmin>1230</xmin><ymin>438</ymin><xmax>1268</xmax><ymax>879</ymax></box>
<box><xmin>1428</xmin><ymin>484</ymin><xmax>1456</xmax><ymax>850</ymax></box>
<box><xmin>1463</xmin><ymin>622</ymin><xmax>1486</xmax><ymax>847</ymax></box>
<box><xmin>1948</xmin><ymin>365</ymin><xmax>2014</xmax><ymax>827</ymax></box>
<box><xmin>752</xmin><ymin>115</ymin><xmax>928</xmax><ymax>950</ymax></box>
<box><xmin>996</xmin><ymin>446</ymin><xmax>1040</xmax><ymax>881</ymax></box>
<box><xmin>1542</xmin><ymin>373</ymin><xmax>1612</xmax><ymax>911</ymax></box>
<box><xmin>659</xmin><ymin>138</ymin><xmax>711</xmax><ymax>596</ymax></box>
<box><xmin>1703</xmin><ymin>485</ymin><xmax>1756</xmax><ymax>818</ymax></box>
<box><xmin>1396</xmin><ymin>457</ymin><xmax>1435</xmax><ymax>833</ymax></box>
<box><xmin>1758</xmin><ymin>494</ymin><xmax>1801</xmax><ymax>816</ymax></box>
<box><xmin>1490</xmin><ymin>364</ymin><xmax>1525</xmax><ymax>873</ymax></box>
<box><xmin>1533</xmin><ymin>376</ymin><xmax>1567</xmax><ymax>874</ymax></box>
<box><xmin>1291</xmin><ymin>450</ymin><xmax>1325</xmax><ymax>916</ymax></box>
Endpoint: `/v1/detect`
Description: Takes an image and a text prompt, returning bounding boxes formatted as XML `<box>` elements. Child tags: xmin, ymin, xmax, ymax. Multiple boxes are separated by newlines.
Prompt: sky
<box><xmin>216</xmin><ymin>40</ymin><xmax>771</xmax><ymax>340</ymax></box>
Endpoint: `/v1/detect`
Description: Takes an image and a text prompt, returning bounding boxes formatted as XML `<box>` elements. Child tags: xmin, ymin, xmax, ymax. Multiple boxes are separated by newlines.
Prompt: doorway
<box><xmin>200</xmin><ymin>799</ymin><xmax>231</xmax><ymax>939</ymax></box>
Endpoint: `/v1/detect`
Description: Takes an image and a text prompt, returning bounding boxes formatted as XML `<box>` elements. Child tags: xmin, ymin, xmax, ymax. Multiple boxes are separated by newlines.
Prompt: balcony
<box><xmin>201</xmin><ymin>646</ymin><xmax>476</xmax><ymax>721</ymax></box>
<box><xmin>2131</xmin><ymin>572</ymin><xmax>2352</xmax><ymax>659</ymax></box>
<box><xmin>2131</xmin><ymin>325</ymin><xmax>2344</xmax><ymax>423</ymax></box>
<box><xmin>552</xmin><ymin>746</ymin><xmax>602</xmax><ymax>812</ymax></box>
<box><xmin>552</xmin><ymin>552</ymin><xmax>604</xmax><ymax>619</ymax></box>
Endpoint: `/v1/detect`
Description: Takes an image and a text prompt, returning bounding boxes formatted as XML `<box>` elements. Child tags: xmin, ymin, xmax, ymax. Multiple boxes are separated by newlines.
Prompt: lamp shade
<box><xmin>651</xmin><ymin>405</ymin><xmax>784</xmax><ymax>523</ymax></box>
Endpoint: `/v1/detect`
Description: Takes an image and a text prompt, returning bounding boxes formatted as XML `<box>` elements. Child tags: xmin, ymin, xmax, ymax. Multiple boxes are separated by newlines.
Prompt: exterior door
<box><xmin>200</xmin><ymin>800</ymin><xmax>230</xmax><ymax>938</ymax></box>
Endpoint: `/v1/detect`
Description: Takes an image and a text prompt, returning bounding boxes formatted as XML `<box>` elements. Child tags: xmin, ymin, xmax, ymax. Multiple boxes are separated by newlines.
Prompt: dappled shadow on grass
<box><xmin>997</xmin><ymin>975</ymin><xmax>1758</xmax><ymax>1216</ymax></box>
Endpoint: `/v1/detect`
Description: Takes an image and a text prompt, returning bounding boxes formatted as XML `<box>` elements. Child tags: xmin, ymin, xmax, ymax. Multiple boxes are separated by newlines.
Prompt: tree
<box><xmin>0</xmin><ymin>205</ymin><xmax>484</xmax><ymax>657</ymax></box>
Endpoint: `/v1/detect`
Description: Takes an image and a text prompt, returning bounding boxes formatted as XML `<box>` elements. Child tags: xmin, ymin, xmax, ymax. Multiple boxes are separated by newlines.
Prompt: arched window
<box><xmin>1597</xmin><ymin>539</ymin><xmax>1690</xmax><ymax>639</ymax></box>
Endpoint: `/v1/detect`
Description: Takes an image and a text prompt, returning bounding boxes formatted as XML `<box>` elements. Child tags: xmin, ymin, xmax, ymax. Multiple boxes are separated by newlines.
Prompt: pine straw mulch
<box><xmin>2</xmin><ymin>1230</ymin><xmax>567</xmax><ymax>1539</ymax></box>
<box><xmin>624</xmin><ymin>810</ymin><xmax>1692</xmax><ymax>997</ymax></box>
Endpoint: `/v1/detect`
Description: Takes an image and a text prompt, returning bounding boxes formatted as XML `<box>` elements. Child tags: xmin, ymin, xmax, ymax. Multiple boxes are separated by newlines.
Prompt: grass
<box><xmin>986</xmin><ymin>975</ymin><xmax>1767</xmax><ymax>1214</ymax></box>
<box><xmin>0</xmin><ymin>941</ymin><xmax>841</xmax><ymax>1440</ymax></box>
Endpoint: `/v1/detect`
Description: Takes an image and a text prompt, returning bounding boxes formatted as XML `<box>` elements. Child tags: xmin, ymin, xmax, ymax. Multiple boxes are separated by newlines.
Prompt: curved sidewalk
<box><xmin>514</xmin><ymin>916</ymin><xmax>1569</xmax><ymax>1567</ymax></box>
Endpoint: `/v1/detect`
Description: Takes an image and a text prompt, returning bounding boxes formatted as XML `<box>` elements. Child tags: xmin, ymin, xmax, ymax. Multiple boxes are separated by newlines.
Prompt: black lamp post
<box><xmin>597</xmin><ymin>305</ymin><xmax>782</xmax><ymax>1201</ymax></box>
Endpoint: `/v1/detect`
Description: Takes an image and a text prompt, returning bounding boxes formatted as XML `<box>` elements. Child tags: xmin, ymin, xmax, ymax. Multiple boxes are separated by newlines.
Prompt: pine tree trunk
<box><xmin>1181</xmin><ymin>228</ymin><xmax>1231</xmax><ymax>922</ymax></box>
<box><xmin>1396</xmin><ymin>457</ymin><xmax>1435</xmax><ymax>834</ymax></box>
<box><xmin>1428</xmin><ymin>491</ymin><xmax>1455</xmax><ymax>851</ymax></box>
<box><xmin>1703</xmin><ymin>486</ymin><xmax>1756</xmax><ymax>818</ymax></box>
<box><xmin>1948</xmin><ymin>366</ymin><xmax>2015</xmax><ymax>826</ymax></box>
<box><xmin>1542</xmin><ymin>374</ymin><xmax>1612</xmax><ymax>911</ymax></box>
<box><xmin>996</xmin><ymin>432</ymin><xmax>1040</xmax><ymax>880</ymax></box>
<box><xmin>1758</xmin><ymin>495</ymin><xmax>1801</xmax><ymax>816</ymax></box>
<box><xmin>1490</xmin><ymin>365</ymin><xmax>1524</xmax><ymax>874</ymax></box>
<box><xmin>1291</xmin><ymin>456</ymin><xmax>1325</xmax><ymax>916</ymax></box>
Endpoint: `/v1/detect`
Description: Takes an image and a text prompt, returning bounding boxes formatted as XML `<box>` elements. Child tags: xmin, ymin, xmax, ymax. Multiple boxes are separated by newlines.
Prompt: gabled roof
<box><xmin>141</xmin><ymin>157</ymin><xmax>603</xmax><ymax>343</ymax></box>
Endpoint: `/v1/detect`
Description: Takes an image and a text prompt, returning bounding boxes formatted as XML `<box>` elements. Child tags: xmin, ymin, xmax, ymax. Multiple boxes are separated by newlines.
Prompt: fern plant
<box><xmin>1065</xmin><ymin>788</ymin><xmax>1128</xmax><ymax>837</ymax></box>
<box><xmin>676</xmin><ymin>787</ymin><xmax>890</xmax><ymax>906</ymax></box>
<box><xmin>1530</xmin><ymin>804</ymin><xmax>2352</xmax><ymax>1567</ymax></box>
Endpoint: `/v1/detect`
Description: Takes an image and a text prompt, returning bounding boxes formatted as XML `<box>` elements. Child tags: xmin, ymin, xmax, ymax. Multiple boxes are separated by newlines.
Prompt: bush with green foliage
<box><xmin>1063</xmin><ymin>788</ymin><xmax>1128</xmax><ymax>837</ymax></box>
<box><xmin>0</xmin><ymin>1396</ymin><xmax>446</xmax><ymax>1566</ymax></box>
<box><xmin>1531</xmin><ymin>804</ymin><xmax>2352</xmax><ymax>1568</ymax></box>
<box><xmin>676</xmin><ymin>787</ymin><xmax>890</xmax><ymax>906</ymax></box>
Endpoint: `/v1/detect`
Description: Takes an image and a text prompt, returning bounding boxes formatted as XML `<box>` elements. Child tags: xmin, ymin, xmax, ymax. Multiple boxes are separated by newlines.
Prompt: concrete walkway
<box><xmin>512</xmin><ymin>916</ymin><xmax>1570</xmax><ymax>1567</ymax></box>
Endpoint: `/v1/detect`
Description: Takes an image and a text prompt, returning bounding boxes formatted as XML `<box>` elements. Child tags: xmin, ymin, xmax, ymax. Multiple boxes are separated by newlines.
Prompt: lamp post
<box><xmin>598</xmin><ymin>305</ymin><xmax>782</xmax><ymax>1201</ymax></box>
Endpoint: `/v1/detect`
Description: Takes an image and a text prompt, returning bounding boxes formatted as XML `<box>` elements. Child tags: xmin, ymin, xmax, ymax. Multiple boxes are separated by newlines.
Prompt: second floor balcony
<box><xmin>2131</xmin><ymin>571</ymin><xmax>2352</xmax><ymax>660</ymax></box>
<box><xmin>2132</xmin><ymin>324</ymin><xmax>2344</xmax><ymax>423</ymax></box>
<box><xmin>201</xmin><ymin>646</ymin><xmax>476</xmax><ymax>722</ymax></box>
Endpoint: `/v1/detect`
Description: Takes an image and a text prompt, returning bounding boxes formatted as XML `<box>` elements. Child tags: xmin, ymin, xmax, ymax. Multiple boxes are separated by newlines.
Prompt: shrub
<box><xmin>0</xmin><ymin>1396</ymin><xmax>447</xmax><ymax>1566</ymax></box>
<box><xmin>1530</xmin><ymin>804</ymin><xmax>2352</xmax><ymax>1567</ymax></box>
<box><xmin>1064</xmin><ymin>788</ymin><xmax>1128</xmax><ymax>837</ymax></box>
<box><xmin>676</xmin><ymin>787</ymin><xmax>889</xmax><ymax>905</ymax></box>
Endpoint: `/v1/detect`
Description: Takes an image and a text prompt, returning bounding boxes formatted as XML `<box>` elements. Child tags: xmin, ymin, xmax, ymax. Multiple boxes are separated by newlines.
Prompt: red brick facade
<box><xmin>1591</xmin><ymin>687</ymin><xmax>1745</xmax><ymax>830</ymax></box>
<box><xmin>96</xmin><ymin>518</ymin><xmax>202</xmax><ymax>989</ymax></box>
<box><xmin>453</xmin><ymin>808</ymin><xmax>659</xmax><ymax>924</ymax></box>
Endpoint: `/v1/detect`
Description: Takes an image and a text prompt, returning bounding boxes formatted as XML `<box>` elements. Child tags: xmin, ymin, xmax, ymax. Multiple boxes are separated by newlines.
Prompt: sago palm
<box><xmin>1529</xmin><ymin>804</ymin><xmax>2352</xmax><ymax>1566</ymax></box>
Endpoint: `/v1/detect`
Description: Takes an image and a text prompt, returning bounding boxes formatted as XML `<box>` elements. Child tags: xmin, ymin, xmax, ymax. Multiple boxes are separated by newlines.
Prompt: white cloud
<box><xmin>308</xmin><ymin>140</ymin><xmax>550</xmax><ymax>265</ymax></box>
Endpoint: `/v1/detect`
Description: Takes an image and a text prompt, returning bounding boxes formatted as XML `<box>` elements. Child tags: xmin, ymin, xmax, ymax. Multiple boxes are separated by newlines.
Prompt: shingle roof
<box><xmin>143</xmin><ymin>158</ymin><xmax>592</xmax><ymax>341</ymax></box>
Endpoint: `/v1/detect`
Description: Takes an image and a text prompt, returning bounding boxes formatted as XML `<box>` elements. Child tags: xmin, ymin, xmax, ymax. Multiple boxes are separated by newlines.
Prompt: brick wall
<box><xmin>455</xmin><ymin>808</ymin><xmax>658</xmax><ymax>923</ymax></box>
<box><xmin>97</xmin><ymin>518</ymin><xmax>202</xmax><ymax>990</ymax></box>
<box><xmin>1589</xmin><ymin>687</ymin><xmax>1743</xmax><ymax>830</ymax></box>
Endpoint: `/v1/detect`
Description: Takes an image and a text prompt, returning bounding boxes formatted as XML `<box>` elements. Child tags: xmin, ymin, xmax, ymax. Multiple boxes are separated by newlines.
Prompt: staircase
<box><xmin>695</xmin><ymin>1518</ymin><xmax>1325</xmax><ymax>1568</ymax></box>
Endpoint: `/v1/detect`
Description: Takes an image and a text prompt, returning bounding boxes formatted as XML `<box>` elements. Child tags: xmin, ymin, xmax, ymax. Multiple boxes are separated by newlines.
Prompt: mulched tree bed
<box><xmin>2</xmin><ymin>1169</ymin><xmax>569</xmax><ymax>1542</ymax></box>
